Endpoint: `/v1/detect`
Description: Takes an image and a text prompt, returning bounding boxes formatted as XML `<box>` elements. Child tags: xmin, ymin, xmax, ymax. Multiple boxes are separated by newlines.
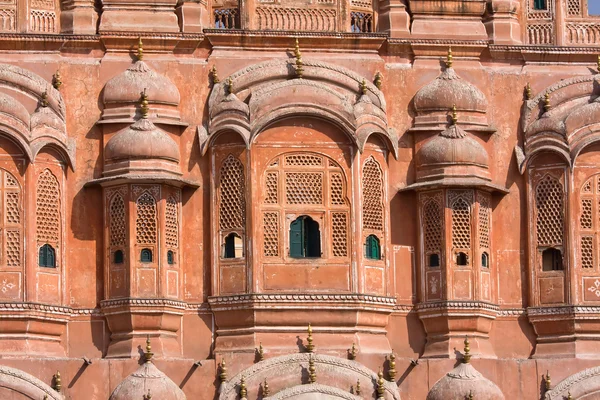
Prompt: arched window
<box><xmin>481</xmin><ymin>252</ymin><xmax>489</xmax><ymax>268</ymax></box>
<box><xmin>534</xmin><ymin>0</ymin><xmax>547</xmax><ymax>10</ymax></box>
<box><xmin>167</xmin><ymin>250</ymin><xmax>174</xmax><ymax>265</ymax></box>
<box><xmin>456</xmin><ymin>252</ymin><xmax>468</xmax><ymax>266</ymax></box>
<box><xmin>365</xmin><ymin>235</ymin><xmax>381</xmax><ymax>260</ymax></box>
<box><xmin>140</xmin><ymin>248</ymin><xmax>152</xmax><ymax>263</ymax></box>
<box><xmin>542</xmin><ymin>248</ymin><xmax>563</xmax><ymax>271</ymax></box>
<box><xmin>223</xmin><ymin>232</ymin><xmax>243</xmax><ymax>259</ymax></box>
<box><xmin>113</xmin><ymin>250</ymin><xmax>124</xmax><ymax>264</ymax></box>
<box><xmin>429</xmin><ymin>253</ymin><xmax>440</xmax><ymax>267</ymax></box>
<box><xmin>38</xmin><ymin>244</ymin><xmax>55</xmax><ymax>268</ymax></box>
<box><xmin>290</xmin><ymin>216</ymin><xmax>321</xmax><ymax>258</ymax></box>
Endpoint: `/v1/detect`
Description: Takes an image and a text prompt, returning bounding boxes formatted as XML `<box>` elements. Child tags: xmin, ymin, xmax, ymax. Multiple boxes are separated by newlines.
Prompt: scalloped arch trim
<box><xmin>0</xmin><ymin>365</ymin><xmax>64</xmax><ymax>400</ymax></box>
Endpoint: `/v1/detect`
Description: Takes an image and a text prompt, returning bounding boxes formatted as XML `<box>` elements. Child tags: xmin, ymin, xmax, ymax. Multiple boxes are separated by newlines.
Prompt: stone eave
<box><xmin>85</xmin><ymin>174</ymin><xmax>201</xmax><ymax>189</ymax></box>
<box><xmin>97</xmin><ymin>118</ymin><xmax>189</xmax><ymax>127</ymax></box>
<box><xmin>204</xmin><ymin>29</ymin><xmax>386</xmax><ymax>52</ymax></box>
<box><xmin>100</xmin><ymin>32</ymin><xmax>205</xmax><ymax>54</ymax></box>
<box><xmin>387</xmin><ymin>38</ymin><xmax>488</xmax><ymax>60</ymax></box>
<box><xmin>0</xmin><ymin>33</ymin><xmax>100</xmax><ymax>52</ymax></box>
<box><xmin>489</xmin><ymin>44</ymin><xmax>600</xmax><ymax>64</ymax></box>
<box><xmin>399</xmin><ymin>177</ymin><xmax>510</xmax><ymax>194</ymax></box>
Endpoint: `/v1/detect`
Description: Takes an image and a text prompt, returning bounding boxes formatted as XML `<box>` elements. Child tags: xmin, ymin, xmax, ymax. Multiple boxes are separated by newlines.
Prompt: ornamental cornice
<box><xmin>0</xmin><ymin>302</ymin><xmax>74</xmax><ymax>316</ymax></box>
<box><xmin>209</xmin><ymin>293</ymin><xmax>396</xmax><ymax>306</ymax></box>
<box><xmin>528</xmin><ymin>305</ymin><xmax>600</xmax><ymax>318</ymax></box>
<box><xmin>100</xmin><ymin>298</ymin><xmax>187</xmax><ymax>310</ymax></box>
<box><xmin>416</xmin><ymin>301</ymin><xmax>500</xmax><ymax>313</ymax></box>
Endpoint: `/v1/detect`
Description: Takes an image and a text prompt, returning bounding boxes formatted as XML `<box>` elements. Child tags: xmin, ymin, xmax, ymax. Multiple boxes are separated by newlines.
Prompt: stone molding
<box><xmin>416</xmin><ymin>300</ymin><xmax>500</xmax><ymax>314</ymax></box>
<box><xmin>545</xmin><ymin>366</ymin><xmax>600</xmax><ymax>399</ymax></box>
<box><xmin>100</xmin><ymin>298</ymin><xmax>187</xmax><ymax>310</ymax></box>
<box><xmin>267</xmin><ymin>383</ymin><xmax>361</xmax><ymax>399</ymax></box>
<box><xmin>0</xmin><ymin>365</ymin><xmax>64</xmax><ymax>399</ymax></box>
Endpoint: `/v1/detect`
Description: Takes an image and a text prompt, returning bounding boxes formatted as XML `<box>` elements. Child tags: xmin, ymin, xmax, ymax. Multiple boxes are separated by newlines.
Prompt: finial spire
<box><xmin>52</xmin><ymin>71</ymin><xmax>62</xmax><ymax>90</ymax></box>
<box><xmin>210</xmin><ymin>65</ymin><xmax>220</xmax><ymax>84</ymax></box>
<box><xmin>226</xmin><ymin>77</ymin><xmax>233</xmax><ymax>96</ymax></box>
<box><xmin>388</xmin><ymin>352</ymin><xmax>396</xmax><ymax>381</ymax></box>
<box><xmin>240</xmin><ymin>375</ymin><xmax>247</xmax><ymax>398</ymax></box>
<box><xmin>308</xmin><ymin>354</ymin><xmax>316</xmax><ymax>383</ymax></box>
<box><xmin>355</xmin><ymin>380</ymin><xmax>361</xmax><ymax>395</ymax></box>
<box><xmin>451</xmin><ymin>104</ymin><xmax>458</xmax><ymax>126</ymax></box>
<box><xmin>360</xmin><ymin>79</ymin><xmax>368</xmax><ymax>96</ymax></box>
<box><xmin>376</xmin><ymin>368</ymin><xmax>385</xmax><ymax>400</ymax></box>
<box><xmin>374</xmin><ymin>71</ymin><xmax>383</xmax><ymax>90</ymax></box>
<box><xmin>257</xmin><ymin>342</ymin><xmax>264</xmax><ymax>362</ymax></box>
<box><xmin>543</xmin><ymin>92</ymin><xmax>551</xmax><ymax>112</ymax></box>
<box><xmin>348</xmin><ymin>343</ymin><xmax>357</xmax><ymax>360</ymax></box>
<box><xmin>567</xmin><ymin>392</ymin><xmax>573</xmax><ymax>400</ymax></box>
<box><xmin>219</xmin><ymin>358</ymin><xmax>228</xmax><ymax>382</ymax></box>
<box><xmin>53</xmin><ymin>371</ymin><xmax>62</xmax><ymax>392</ymax></box>
<box><xmin>446</xmin><ymin>46</ymin><xmax>453</xmax><ymax>69</ymax></box>
<box><xmin>137</xmin><ymin>37</ymin><xmax>144</xmax><ymax>61</ymax></box>
<box><xmin>525</xmin><ymin>82</ymin><xmax>532</xmax><ymax>100</ymax></box>
<box><xmin>140</xmin><ymin>89</ymin><xmax>149</xmax><ymax>119</ymax></box>
<box><xmin>545</xmin><ymin>370</ymin><xmax>551</xmax><ymax>390</ymax></box>
<box><xmin>597</xmin><ymin>55</ymin><xmax>600</xmax><ymax>74</ymax></box>
<box><xmin>306</xmin><ymin>323</ymin><xmax>314</xmax><ymax>353</ymax></box>
<box><xmin>263</xmin><ymin>379</ymin><xmax>270</xmax><ymax>396</ymax></box>
<box><xmin>294</xmin><ymin>38</ymin><xmax>304</xmax><ymax>78</ymax></box>
<box><xmin>143</xmin><ymin>389</ymin><xmax>152</xmax><ymax>400</ymax></box>
<box><xmin>467</xmin><ymin>390</ymin><xmax>474</xmax><ymax>400</ymax></box>
<box><xmin>40</xmin><ymin>91</ymin><xmax>48</xmax><ymax>108</ymax></box>
<box><xmin>145</xmin><ymin>335</ymin><xmax>154</xmax><ymax>363</ymax></box>
<box><xmin>463</xmin><ymin>336</ymin><xmax>471</xmax><ymax>364</ymax></box>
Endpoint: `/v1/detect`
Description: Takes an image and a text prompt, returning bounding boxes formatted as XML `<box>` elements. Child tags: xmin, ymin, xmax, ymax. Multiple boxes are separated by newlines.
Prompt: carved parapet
<box><xmin>59</xmin><ymin>0</ymin><xmax>97</xmax><ymax>34</ymax></box>
<box><xmin>98</xmin><ymin>0</ymin><xmax>180</xmax><ymax>32</ymax></box>
<box><xmin>484</xmin><ymin>0</ymin><xmax>522</xmax><ymax>44</ymax></box>
<box><xmin>407</xmin><ymin>0</ymin><xmax>488</xmax><ymax>40</ymax></box>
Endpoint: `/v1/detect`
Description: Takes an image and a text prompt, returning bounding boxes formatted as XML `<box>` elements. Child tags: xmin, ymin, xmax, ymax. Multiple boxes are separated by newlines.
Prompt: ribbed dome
<box><xmin>414</xmin><ymin>67</ymin><xmax>487</xmax><ymax>114</ymax></box>
<box><xmin>0</xmin><ymin>92</ymin><xmax>29</xmax><ymax>126</ymax></box>
<box><xmin>417</xmin><ymin>124</ymin><xmax>489</xmax><ymax>168</ymax></box>
<box><xmin>105</xmin><ymin>118</ymin><xmax>179</xmax><ymax>162</ymax></box>
<box><xmin>426</xmin><ymin>362</ymin><xmax>504</xmax><ymax>400</ymax></box>
<box><xmin>109</xmin><ymin>361</ymin><xmax>186</xmax><ymax>400</ymax></box>
<box><xmin>103</xmin><ymin>61</ymin><xmax>180</xmax><ymax>106</ymax></box>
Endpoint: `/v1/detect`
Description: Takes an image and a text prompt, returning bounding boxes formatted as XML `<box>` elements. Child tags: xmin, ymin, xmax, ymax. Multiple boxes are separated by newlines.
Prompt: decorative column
<box><xmin>484</xmin><ymin>0</ymin><xmax>522</xmax><ymax>44</ymax></box>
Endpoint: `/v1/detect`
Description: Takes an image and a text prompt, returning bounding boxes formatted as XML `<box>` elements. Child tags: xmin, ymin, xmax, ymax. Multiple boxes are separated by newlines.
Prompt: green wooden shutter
<box><xmin>534</xmin><ymin>0</ymin><xmax>546</xmax><ymax>9</ymax></box>
<box><xmin>39</xmin><ymin>245</ymin><xmax>46</xmax><ymax>267</ymax></box>
<box><xmin>372</xmin><ymin>237</ymin><xmax>380</xmax><ymax>260</ymax></box>
<box><xmin>290</xmin><ymin>218</ymin><xmax>304</xmax><ymax>258</ymax></box>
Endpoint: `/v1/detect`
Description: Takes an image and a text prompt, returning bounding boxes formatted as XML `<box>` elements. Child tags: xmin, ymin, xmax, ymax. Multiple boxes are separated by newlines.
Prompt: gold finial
<box><xmin>567</xmin><ymin>392</ymin><xmax>573</xmax><ymax>400</ymax></box>
<box><xmin>467</xmin><ymin>390</ymin><xmax>474</xmax><ymax>400</ymax></box>
<box><xmin>545</xmin><ymin>370</ymin><xmax>551</xmax><ymax>390</ymax></box>
<box><xmin>137</xmin><ymin>37</ymin><xmax>144</xmax><ymax>61</ymax></box>
<box><xmin>348</xmin><ymin>343</ymin><xmax>357</xmax><ymax>360</ymax></box>
<box><xmin>597</xmin><ymin>55</ymin><xmax>600</xmax><ymax>73</ymax></box>
<box><xmin>145</xmin><ymin>335</ymin><xmax>154</xmax><ymax>362</ymax></box>
<box><xmin>306</xmin><ymin>324</ymin><xmax>314</xmax><ymax>353</ymax></box>
<box><xmin>40</xmin><ymin>91</ymin><xmax>48</xmax><ymax>108</ymax></box>
<box><xmin>44</xmin><ymin>396</ymin><xmax>48</xmax><ymax>400</ymax></box>
<box><xmin>294</xmin><ymin>38</ymin><xmax>304</xmax><ymax>78</ymax></box>
<box><xmin>451</xmin><ymin>104</ymin><xmax>458</xmax><ymax>125</ymax></box>
<box><xmin>53</xmin><ymin>371</ymin><xmax>61</xmax><ymax>392</ymax></box>
<box><xmin>140</xmin><ymin>89</ymin><xmax>149</xmax><ymax>119</ymax></box>
<box><xmin>446</xmin><ymin>46</ymin><xmax>453</xmax><ymax>68</ymax></box>
<box><xmin>388</xmin><ymin>352</ymin><xmax>396</xmax><ymax>381</ymax></box>
<box><xmin>143</xmin><ymin>389</ymin><xmax>152</xmax><ymax>400</ymax></box>
<box><xmin>52</xmin><ymin>71</ymin><xmax>62</xmax><ymax>90</ymax></box>
<box><xmin>543</xmin><ymin>92</ymin><xmax>551</xmax><ymax>112</ymax></box>
<box><xmin>374</xmin><ymin>72</ymin><xmax>383</xmax><ymax>90</ymax></box>
<box><xmin>376</xmin><ymin>368</ymin><xmax>385</xmax><ymax>399</ymax></box>
<box><xmin>219</xmin><ymin>358</ymin><xmax>228</xmax><ymax>382</ymax></box>
<box><xmin>463</xmin><ymin>336</ymin><xmax>471</xmax><ymax>364</ymax></box>
<box><xmin>258</xmin><ymin>342</ymin><xmax>264</xmax><ymax>362</ymax></box>
<box><xmin>263</xmin><ymin>379</ymin><xmax>270</xmax><ymax>396</ymax></box>
<box><xmin>210</xmin><ymin>65</ymin><xmax>220</xmax><ymax>84</ymax></box>
<box><xmin>308</xmin><ymin>354</ymin><xmax>316</xmax><ymax>383</ymax></box>
<box><xmin>525</xmin><ymin>82</ymin><xmax>532</xmax><ymax>100</ymax></box>
<box><xmin>360</xmin><ymin>79</ymin><xmax>368</xmax><ymax>96</ymax></box>
<box><xmin>355</xmin><ymin>380</ymin><xmax>361</xmax><ymax>395</ymax></box>
<box><xmin>240</xmin><ymin>375</ymin><xmax>247</xmax><ymax>398</ymax></box>
<box><xmin>225</xmin><ymin>77</ymin><xmax>233</xmax><ymax>96</ymax></box>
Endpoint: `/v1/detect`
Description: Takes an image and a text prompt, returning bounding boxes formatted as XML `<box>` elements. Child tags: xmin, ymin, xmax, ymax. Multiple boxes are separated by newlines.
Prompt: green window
<box><xmin>114</xmin><ymin>250</ymin><xmax>124</xmax><ymax>264</ymax></box>
<box><xmin>39</xmin><ymin>244</ymin><xmax>56</xmax><ymax>268</ymax></box>
<box><xmin>481</xmin><ymin>252</ymin><xmax>489</xmax><ymax>268</ymax></box>
<box><xmin>140</xmin><ymin>248</ymin><xmax>152</xmax><ymax>263</ymax></box>
<box><xmin>534</xmin><ymin>0</ymin><xmax>547</xmax><ymax>10</ymax></box>
<box><xmin>364</xmin><ymin>235</ymin><xmax>381</xmax><ymax>260</ymax></box>
<box><xmin>167</xmin><ymin>250</ymin><xmax>174</xmax><ymax>265</ymax></box>
<box><xmin>290</xmin><ymin>216</ymin><xmax>321</xmax><ymax>258</ymax></box>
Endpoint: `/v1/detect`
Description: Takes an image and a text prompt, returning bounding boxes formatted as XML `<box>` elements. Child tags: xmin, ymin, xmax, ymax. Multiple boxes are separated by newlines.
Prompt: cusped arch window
<box><xmin>542</xmin><ymin>247</ymin><xmax>563</xmax><ymax>271</ymax></box>
<box><xmin>114</xmin><ymin>250</ymin><xmax>124</xmax><ymax>264</ymax></box>
<box><xmin>38</xmin><ymin>244</ymin><xmax>56</xmax><ymax>268</ymax></box>
<box><xmin>290</xmin><ymin>216</ymin><xmax>321</xmax><ymax>258</ymax></box>
<box><xmin>364</xmin><ymin>234</ymin><xmax>381</xmax><ymax>260</ymax></box>
<box><xmin>140</xmin><ymin>248</ymin><xmax>153</xmax><ymax>263</ymax></box>
<box><xmin>481</xmin><ymin>252</ymin><xmax>489</xmax><ymax>268</ymax></box>
<box><xmin>223</xmin><ymin>232</ymin><xmax>243</xmax><ymax>259</ymax></box>
<box><xmin>167</xmin><ymin>250</ymin><xmax>175</xmax><ymax>265</ymax></box>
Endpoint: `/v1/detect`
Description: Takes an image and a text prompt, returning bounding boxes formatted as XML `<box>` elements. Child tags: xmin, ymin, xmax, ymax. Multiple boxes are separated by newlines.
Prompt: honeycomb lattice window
<box><xmin>285</xmin><ymin>172</ymin><xmax>323</xmax><ymax>205</ymax></box>
<box><xmin>478</xmin><ymin>193</ymin><xmax>491</xmax><ymax>250</ymax></box>
<box><xmin>451</xmin><ymin>197</ymin><xmax>472</xmax><ymax>249</ymax></box>
<box><xmin>165</xmin><ymin>196</ymin><xmax>179</xmax><ymax>248</ymax></box>
<box><xmin>263</xmin><ymin>212</ymin><xmax>279</xmax><ymax>257</ymax></box>
<box><xmin>423</xmin><ymin>198</ymin><xmax>442</xmax><ymax>255</ymax></box>
<box><xmin>265</xmin><ymin>172</ymin><xmax>278</xmax><ymax>204</ymax></box>
<box><xmin>579</xmin><ymin>175</ymin><xmax>600</xmax><ymax>270</ymax></box>
<box><xmin>109</xmin><ymin>194</ymin><xmax>126</xmax><ymax>247</ymax></box>
<box><xmin>285</xmin><ymin>154</ymin><xmax>322</xmax><ymax>166</ymax></box>
<box><xmin>581</xmin><ymin>235</ymin><xmax>594</xmax><ymax>268</ymax></box>
<box><xmin>330</xmin><ymin>172</ymin><xmax>345</xmax><ymax>206</ymax></box>
<box><xmin>536</xmin><ymin>174</ymin><xmax>564</xmax><ymax>247</ymax></box>
<box><xmin>331</xmin><ymin>212</ymin><xmax>348</xmax><ymax>257</ymax></box>
<box><xmin>0</xmin><ymin>170</ymin><xmax>21</xmax><ymax>268</ymax></box>
<box><xmin>567</xmin><ymin>0</ymin><xmax>580</xmax><ymax>16</ymax></box>
<box><xmin>581</xmin><ymin>198</ymin><xmax>593</xmax><ymax>230</ymax></box>
<box><xmin>219</xmin><ymin>155</ymin><xmax>246</xmax><ymax>231</ymax></box>
<box><xmin>362</xmin><ymin>157</ymin><xmax>384</xmax><ymax>232</ymax></box>
<box><xmin>36</xmin><ymin>169</ymin><xmax>60</xmax><ymax>244</ymax></box>
<box><xmin>135</xmin><ymin>191</ymin><xmax>157</xmax><ymax>245</ymax></box>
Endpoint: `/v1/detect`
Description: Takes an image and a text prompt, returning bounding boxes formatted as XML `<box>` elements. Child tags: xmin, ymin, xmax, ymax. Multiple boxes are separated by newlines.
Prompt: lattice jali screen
<box><xmin>285</xmin><ymin>154</ymin><xmax>322</xmax><ymax>167</ymax></box>
<box><xmin>579</xmin><ymin>174</ymin><xmax>600</xmax><ymax>270</ymax></box>
<box><xmin>362</xmin><ymin>158</ymin><xmax>384</xmax><ymax>231</ymax></box>
<box><xmin>135</xmin><ymin>192</ymin><xmax>157</xmax><ymax>245</ymax></box>
<box><xmin>567</xmin><ymin>0</ymin><xmax>581</xmax><ymax>16</ymax></box>
<box><xmin>285</xmin><ymin>172</ymin><xmax>323</xmax><ymax>205</ymax></box>
<box><xmin>581</xmin><ymin>198</ymin><xmax>593</xmax><ymax>229</ymax></box>
<box><xmin>219</xmin><ymin>155</ymin><xmax>246</xmax><ymax>231</ymax></box>
<box><xmin>265</xmin><ymin>172</ymin><xmax>278</xmax><ymax>204</ymax></box>
<box><xmin>423</xmin><ymin>199</ymin><xmax>442</xmax><ymax>255</ymax></box>
<box><xmin>330</xmin><ymin>172</ymin><xmax>345</xmax><ymax>206</ymax></box>
<box><xmin>451</xmin><ymin>197</ymin><xmax>472</xmax><ymax>250</ymax></box>
<box><xmin>478</xmin><ymin>194</ymin><xmax>491</xmax><ymax>250</ymax></box>
<box><xmin>109</xmin><ymin>194</ymin><xmax>126</xmax><ymax>248</ymax></box>
<box><xmin>6</xmin><ymin>229</ymin><xmax>19</xmax><ymax>267</ymax></box>
<box><xmin>331</xmin><ymin>212</ymin><xmax>348</xmax><ymax>257</ymax></box>
<box><xmin>263</xmin><ymin>212</ymin><xmax>279</xmax><ymax>257</ymax></box>
<box><xmin>1</xmin><ymin>170</ymin><xmax>21</xmax><ymax>268</ymax></box>
<box><xmin>36</xmin><ymin>169</ymin><xmax>60</xmax><ymax>244</ymax></box>
<box><xmin>536</xmin><ymin>174</ymin><xmax>564</xmax><ymax>246</ymax></box>
<box><xmin>165</xmin><ymin>196</ymin><xmax>179</xmax><ymax>249</ymax></box>
<box><xmin>581</xmin><ymin>235</ymin><xmax>594</xmax><ymax>268</ymax></box>
<box><xmin>5</xmin><ymin>192</ymin><xmax>19</xmax><ymax>225</ymax></box>
<box><xmin>256</xmin><ymin>7</ymin><xmax>337</xmax><ymax>31</ymax></box>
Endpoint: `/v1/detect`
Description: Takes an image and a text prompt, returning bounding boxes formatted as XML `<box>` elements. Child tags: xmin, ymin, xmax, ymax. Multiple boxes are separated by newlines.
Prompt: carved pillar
<box><xmin>408</xmin><ymin>0</ymin><xmax>488</xmax><ymax>39</ymax></box>
<box><xmin>60</xmin><ymin>0</ymin><xmax>98</xmax><ymax>34</ymax></box>
<box><xmin>377</xmin><ymin>0</ymin><xmax>410</xmax><ymax>37</ymax></box>
<box><xmin>99</xmin><ymin>0</ymin><xmax>180</xmax><ymax>32</ymax></box>
<box><xmin>176</xmin><ymin>0</ymin><xmax>210</xmax><ymax>32</ymax></box>
<box><xmin>484</xmin><ymin>0</ymin><xmax>522</xmax><ymax>44</ymax></box>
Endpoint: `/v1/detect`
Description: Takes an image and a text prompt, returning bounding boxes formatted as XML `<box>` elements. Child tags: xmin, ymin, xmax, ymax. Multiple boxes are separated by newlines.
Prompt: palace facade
<box><xmin>2</xmin><ymin>0</ymin><xmax>600</xmax><ymax>398</ymax></box>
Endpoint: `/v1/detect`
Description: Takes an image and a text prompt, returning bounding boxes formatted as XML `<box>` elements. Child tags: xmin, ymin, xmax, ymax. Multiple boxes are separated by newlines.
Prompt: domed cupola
<box><xmin>415</xmin><ymin>106</ymin><xmax>490</xmax><ymax>183</ymax></box>
<box><xmin>101</xmin><ymin>39</ymin><xmax>182</xmax><ymax>125</ymax></box>
<box><xmin>413</xmin><ymin>49</ymin><xmax>490</xmax><ymax>131</ymax></box>
<box><xmin>427</xmin><ymin>338</ymin><xmax>504</xmax><ymax>400</ymax></box>
<box><xmin>110</xmin><ymin>338</ymin><xmax>186</xmax><ymax>400</ymax></box>
<box><xmin>103</xmin><ymin>92</ymin><xmax>181</xmax><ymax>178</ymax></box>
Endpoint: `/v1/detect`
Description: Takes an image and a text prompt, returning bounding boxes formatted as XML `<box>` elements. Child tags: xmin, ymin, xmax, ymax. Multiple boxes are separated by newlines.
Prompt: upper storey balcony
<box><xmin>0</xmin><ymin>0</ymin><xmax>59</xmax><ymax>33</ymax></box>
<box><xmin>527</xmin><ymin>0</ymin><xmax>600</xmax><ymax>45</ymax></box>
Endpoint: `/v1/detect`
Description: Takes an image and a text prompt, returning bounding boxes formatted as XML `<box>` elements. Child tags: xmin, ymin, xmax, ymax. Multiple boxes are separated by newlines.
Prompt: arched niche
<box><xmin>545</xmin><ymin>366</ymin><xmax>600</xmax><ymax>399</ymax></box>
<box><xmin>0</xmin><ymin>365</ymin><xmax>63</xmax><ymax>399</ymax></box>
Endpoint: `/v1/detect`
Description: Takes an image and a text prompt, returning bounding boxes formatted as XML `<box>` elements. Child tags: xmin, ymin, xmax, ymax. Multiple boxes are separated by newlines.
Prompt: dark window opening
<box><xmin>290</xmin><ymin>216</ymin><xmax>321</xmax><ymax>258</ymax></box>
<box><xmin>114</xmin><ymin>250</ymin><xmax>124</xmax><ymax>264</ymax></box>
<box><xmin>429</xmin><ymin>253</ymin><xmax>440</xmax><ymax>267</ymax></box>
<box><xmin>456</xmin><ymin>252</ymin><xmax>468</xmax><ymax>266</ymax></box>
<box><xmin>223</xmin><ymin>232</ymin><xmax>243</xmax><ymax>259</ymax></box>
<box><xmin>365</xmin><ymin>235</ymin><xmax>381</xmax><ymax>260</ymax></box>
<box><xmin>542</xmin><ymin>248</ymin><xmax>563</xmax><ymax>271</ymax></box>
<box><xmin>534</xmin><ymin>0</ymin><xmax>547</xmax><ymax>10</ymax></box>
<box><xmin>140</xmin><ymin>248</ymin><xmax>153</xmax><ymax>263</ymax></box>
<box><xmin>167</xmin><ymin>250</ymin><xmax>174</xmax><ymax>265</ymax></box>
<box><xmin>38</xmin><ymin>244</ymin><xmax>56</xmax><ymax>268</ymax></box>
<box><xmin>482</xmin><ymin>252</ymin><xmax>489</xmax><ymax>268</ymax></box>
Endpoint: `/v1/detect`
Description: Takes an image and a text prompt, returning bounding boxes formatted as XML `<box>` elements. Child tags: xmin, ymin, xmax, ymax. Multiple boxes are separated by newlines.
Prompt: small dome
<box><xmin>417</xmin><ymin>124</ymin><xmax>489</xmax><ymax>168</ymax></box>
<box><xmin>414</xmin><ymin>67</ymin><xmax>487</xmax><ymax>114</ymax></box>
<box><xmin>0</xmin><ymin>92</ymin><xmax>29</xmax><ymax>126</ymax></box>
<box><xmin>109</xmin><ymin>361</ymin><xmax>186</xmax><ymax>400</ymax></box>
<box><xmin>427</xmin><ymin>362</ymin><xmax>504</xmax><ymax>400</ymax></box>
<box><xmin>103</xmin><ymin>61</ymin><xmax>180</xmax><ymax>106</ymax></box>
<box><xmin>105</xmin><ymin>118</ymin><xmax>179</xmax><ymax>162</ymax></box>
